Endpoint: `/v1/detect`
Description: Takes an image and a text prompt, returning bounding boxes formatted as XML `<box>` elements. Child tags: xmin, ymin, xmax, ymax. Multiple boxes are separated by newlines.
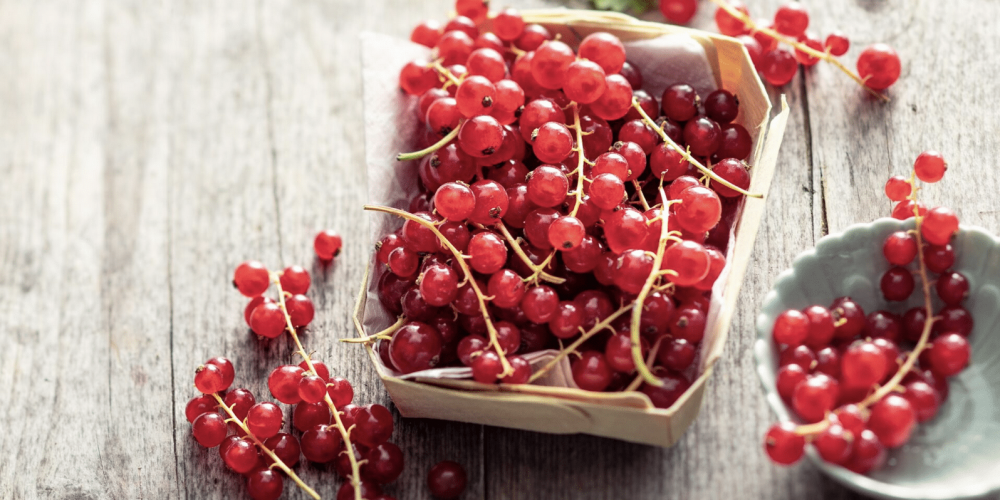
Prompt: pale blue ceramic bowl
<box><xmin>755</xmin><ymin>218</ymin><xmax>1000</xmax><ymax>500</ymax></box>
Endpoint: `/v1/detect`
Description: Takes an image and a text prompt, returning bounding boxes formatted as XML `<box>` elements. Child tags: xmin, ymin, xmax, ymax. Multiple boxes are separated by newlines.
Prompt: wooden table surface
<box><xmin>3</xmin><ymin>0</ymin><xmax>997</xmax><ymax>499</ymax></box>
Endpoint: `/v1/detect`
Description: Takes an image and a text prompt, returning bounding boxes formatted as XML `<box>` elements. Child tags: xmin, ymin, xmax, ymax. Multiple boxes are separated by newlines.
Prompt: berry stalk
<box><xmin>396</xmin><ymin>125</ymin><xmax>461</xmax><ymax>162</ymax></box>
<box><xmin>521</xmin><ymin>103</ymin><xmax>587</xmax><ymax>286</ymax></box>
<box><xmin>708</xmin><ymin>0</ymin><xmax>888</xmax><ymax>101</ymax></box>
<box><xmin>859</xmin><ymin>175</ymin><xmax>937</xmax><ymax>407</ymax></box>
<box><xmin>629</xmin><ymin>98</ymin><xmax>763</xmax><ymax>198</ymax></box>
<box><xmin>527</xmin><ymin>303</ymin><xmax>635</xmax><ymax>383</ymax></box>
<box><xmin>629</xmin><ymin>188</ymin><xmax>677</xmax><ymax>387</ymax></box>
<box><xmin>365</xmin><ymin>204</ymin><xmax>515</xmax><ymax>377</ymax></box>
<box><xmin>494</xmin><ymin>221</ymin><xmax>566</xmax><ymax>285</ymax></box>
<box><xmin>270</xmin><ymin>273</ymin><xmax>364</xmax><ymax>500</ymax></box>
<box><xmin>211</xmin><ymin>392</ymin><xmax>320</xmax><ymax>500</ymax></box>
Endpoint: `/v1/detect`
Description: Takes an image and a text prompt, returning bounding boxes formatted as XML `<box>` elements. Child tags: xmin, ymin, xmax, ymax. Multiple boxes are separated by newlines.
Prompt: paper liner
<box><xmin>356</xmin><ymin>9</ymin><xmax>789</xmax><ymax>446</ymax></box>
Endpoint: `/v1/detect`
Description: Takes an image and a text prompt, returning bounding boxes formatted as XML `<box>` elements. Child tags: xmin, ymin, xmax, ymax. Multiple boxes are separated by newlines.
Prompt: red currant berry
<box><xmin>883</xmin><ymin>231</ymin><xmax>918</xmax><ymax>265</ymax></box>
<box><xmin>884</xmin><ymin>175</ymin><xmax>912</xmax><ymax>201</ymax></box>
<box><xmin>913</xmin><ymin>150</ymin><xmax>947</xmax><ymax>183</ymax></box>
<box><xmin>428</xmin><ymin>460</ymin><xmax>467</xmax><ymax>500</ymax></box>
<box><xmin>867</xmin><ymin>393</ymin><xmax>916</xmax><ymax>448</ymax></box>
<box><xmin>792</xmin><ymin>373</ymin><xmax>839</xmax><ymax>423</ymax></box>
<box><xmin>247</xmin><ymin>402</ymin><xmax>283</xmax><ymax>439</ymax></box>
<box><xmin>279</xmin><ymin>266</ymin><xmax>311</xmax><ymax>295</ymax></box>
<box><xmin>936</xmin><ymin>271</ymin><xmax>969</xmax><ymax>305</ymax></box>
<box><xmin>192</xmin><ymin>412</ymin><xmax>228</xmax><ymax>448</ymax></box>
<box><xmin>857</xmin><ymin>44</ymin><xmax>901</xmax><ymax>90</ymax></box>
<box><xmin>234</xmin><ymin>261</ymin><xmax>270</xmax><ymax>297</ymax></box>
<box><xmin>815</xmin><ymin>424</ymin><xmax>852</xmax><ymax>465</ymax></box>
<box><xmin>773</xmin><ymin>3</ymin><xmax>809</xmax><ymax>37</ymax></box>
<box><xmin>921</xmin><ymin>206</ymin><xmax>960</xmax><ymax>246</ymax></box>
<box><xmin>194</xmin><ymin>363</ymin><xmax>227</xmax><ymax>394</ymax></box>
<box><xmin>355</xmin><ymin>404</ymin><xmax>394</xmax><ymax>448</ymax></box>
<box><xmin>880</xmin><ymin>266</ymin><xmax>914</xmax><ymax>301</ymax></box>
<box><xmin>715</xmin><ymin>1</ymin><xmax>750</xmax><ymax>37</ymax></box>
<box><xmin>824</xmin><ymin>31</ymin><xmax>850</xmax><ymax>56</ymax></box>
<box><xmin>928</xmin><ymin>333</ymin><xmax>970</xmax><ymax>377</ymax></box>
<box><xmin>760</xmin><ymin>48</ymin><xmax>797</xmax><ymax>86</ymax></box>
<box><xmin>301</xmin><ymin>424</ymin><xmax>342</xmax><ymax>463</ymax></box>
<box><xmin>268</xmin><ymin>365</ymin><xmax>305</xmax><ymax>404</ymax></box>
<box><xmin>578</xmin><ymin>32</ymin><xmax>627</xmax><ymax>74</ymax></box>
<box><xmin>247</xmin><ymin>469</ymin><xmax>284</xmax><ymax>500</ymax></box>
<box><xmin>773</xmin><ymin>310</ymin><xmax>810</xmax><ymax>347</ymax></box>
<box><xmin>390</xmin><ymin>321</ymin><xmax>443</xmax><ymax>374</ymax></box>
<box><xmin>763</xmin><ymin>421</ymin><xmax>805</xmax><ymax>465</ymax></box>
<box><xmin>659</xmin><ymin>0</ymin><xmax>698</xmax><ymax>24</ymax></box>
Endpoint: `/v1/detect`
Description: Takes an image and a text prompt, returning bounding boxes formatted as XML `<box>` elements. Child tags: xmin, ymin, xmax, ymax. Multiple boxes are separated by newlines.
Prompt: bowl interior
<box><xmin>755</xmin><ymin>218</ymin><xmax>1000</xmax><ymax>500</ymax></box>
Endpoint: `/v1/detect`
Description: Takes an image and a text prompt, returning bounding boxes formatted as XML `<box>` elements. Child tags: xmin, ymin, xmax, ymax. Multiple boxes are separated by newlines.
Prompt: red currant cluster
<box><xmin>712</xmin><ymin>0</ymin><xmax>900</xmax><ymax>94</ymax></box>
<box><xmin>372</xmin><ymin>1</ymin><xmax>759</xmax><ymax>405</ymax></box>
<box><xmin>764</xmin><ymin>151</ymin><xmax>972</xmax><ymax>474</ymax></box>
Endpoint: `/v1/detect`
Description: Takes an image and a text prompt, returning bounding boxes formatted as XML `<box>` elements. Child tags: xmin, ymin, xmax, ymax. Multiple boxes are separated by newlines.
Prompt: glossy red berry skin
<box><xmin>389</xmin><ymin>321</ymin><xmax>444</xmax><ymax>374</ymax></box>
<box><xmin>763</xmin><ymin>421</ymin><xmax>805</xmax><ymax>465</ymax></box>
<box><xmin>880</xmin><ymin>266</ymin><xmax>915</xmax><ymax>301</ymax></box>
<box><xmin>921</xmin><ymin>206</ymin><xmax>960</xmax><ymax>246</ymax></box>
<box><xmin>578</xmin><ymin>32</ymin><xmax>626</xmax><ymax>74</ymax></box>
<box><xmin>914</xmin><ymin>150</ymin><xmax>947</xmax><ymax>183</ymax></box>
<box><xmin>247</xmin><ymin>469</ymin><xmax>284</xmax><ymax>500</ymax></box>
<box><xmin>802</xmin><ymin>305</ymin><xmax>836</xmax><ymax>349</ymax></box>
<box><xmin>279</xmin><ymin>266</ymin><xmax>311</xmax><ymax>295</ymax></box>
<box><xmin>775</xmin><ymin>364</ymin><xmax>807</xmax><ymax>403</ymax></box>
<box><xmin>659</xmin><ymin>0</ymin><xmax>698</xmax><ymax>25</ymax></box>
<box><xmin>936</xmin><ymin>271</ymin><xmax>969</xmax><ymax>305</ymax></box>
<box><xmin>792</xmin><ymin>373</ymin><xmax>839</xmax><ymax>423</ymax></box>
<box><xmin>247</xmin><ymin>402</ymin><xmax>283</xmax><ymax>439</ymax></box>
<box><xmin>234</xmin><ymin>261</ymin><xmax>270</xmax><ymax>297</ymax></box>
<box><xmin>867</xmin><ymin>393</ymin><xmax>916</xmax><ymax>448</ymax></box>
<box><xmin>224</xmin><ymin>388</ymin><xmax>257</xmax><ymax>422</ymax></box>
<box><xmin>427</xmin><ymin>460</ymin><xmax>468</xmax><ymax>500</ymax></box>
<box><xmin>572</xmin><ymin>351</ymin><xmax>613</xmax><ymax>391</ymax></box>
<box><xmin>301</xmin><ymin>424</ymin><xmax>342</xmax><ymax>463</ymax></box>
<box><xmin>192</xmin><ymin>412</ymin><xmax>228</xmax><ymax>447</ymax></box>
<box><xmin>772</xmin><ymin>309</ymin><xmax>810</xmax><ymax>347</ymax></box>
<box><xmin>884</xmin><ymin>176</ymin><xmax>912</xmax><ymax>201</ymax></box>
<box><xmin>682</xmin><ymin>117</ymin><xmax>722</xmax><ymax>157</ymax></box>
<box><xmin>760</xmin><ymin>48</ymin><xmax>797</xmax><ymax>86</ymax></box>
<box><xmin>928</xmin><ymin>333</ymin><xmax>971</xmax><ymax>377</ymax></box>
<box><xmin>883</xmin><ymin>231</ymin><xmax>918</xmax><ymax>265</ymax></box>
<box><xmin>186</xmin><ymin>395</ymin><xmax>217</xmax><ymax>423</ymax></box>
<box><xmin>815</xmin><ymin>424</ymin><xmax>852</xmax><ymax>465</ymax></box>
<box><xmin>857</xmin><ymin>44</ymin><xmax>901</xmax><ymax>91</ymax></box>
<box><xmin>773</xmin><ymin>3</ymin><xmax>809</xmax><ymax>37</ymax></box>
<box><xmin>195</xmin><ymin>363</ymin><xmax>228</xmax><ymax>394</ymax></box>
<box><xmin>841</xmin><ymin>340</ymin><xmax>889</xmax><ymax>388</ymax></box>
<box><xmin>846</xmin><ymin>428</ymin><xmax>886</xmax><ymax>474</ymax></box>
<box><xmin>286</xmin><ymin>294</ymin><xmax>315</xmax><ymax>327</ymax></box>
<box><xmin>268</xmin><ymin>364</ymin><xmax>305</xmax><ymax>404</ymax></box>
<box><xmin>355</xmin><ymin>404</ymin><xmax>394</xmax><ymax>448</ymax></box>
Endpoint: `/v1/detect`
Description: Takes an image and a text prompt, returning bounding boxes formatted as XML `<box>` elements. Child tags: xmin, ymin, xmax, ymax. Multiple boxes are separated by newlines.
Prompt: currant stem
<box><xmin>494</xmin><ymin>221</ymin><xmax>566</xmax><ymax>285</ymax></box>
<box><xmin>341</xmin><ymin>316</ymin><xmax>407</xmax><ymax>344</ymax></box>
<box><xmin>429</xmin><ymin>60</ymin><xmax>463</xmax><ymax>87</ymax></box>
<box><xmin>708</xmin><ymin>0</ymin><xmax>889</xmax><ymax>102</ymax></box>
<box><xmin>527</xmin><ymin>303</ymin><xmax>634</xmax><ymax>383</ymax></box>
<box><xmin>630</xmin><ymin>99</ymin><xmax>762</xmax><ymax>199</ymax></box>
<box><xmin>632</xmin><ymin>180</ymin><xmax>651</xmax><ymax>211</ymax></box>
<box><xmin>396</xmin><ymin>125</ymin><xmax>461</xmax><ymax>162</ymax></box>
<box><xmin>629</xmin><ymin>188</ymin><xmax>675</xmax><ymax>387</ymax></box>
<box><xmin>858</xmin><ymin>173</ymin><xmax>937</xmax><ymax>408</ymax></box>
<box><xmin>269</xmin><ymin>274</ymin><xmax>363</xmax><ymax>500</ymax></box>
<box><xmin>624</xmin><ymin>337</ymin><xmax>664</xmax><ymax>392</ymax></box>
<box><xmin>364</xmin><ymin>205</ymin><xmax>515</xmax><ymax>377</ymax></box>
<box><xmin>210</xmin><ymin>393</ymin><xmax>320</xmax><ymax>500</ymax></box>
<box><xmin>567</xmin><ymin>103</ymin><xmax>588</xmax><ymax>218</ymax></box>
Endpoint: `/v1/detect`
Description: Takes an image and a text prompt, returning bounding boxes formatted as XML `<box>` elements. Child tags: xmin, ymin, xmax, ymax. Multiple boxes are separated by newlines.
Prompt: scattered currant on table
<box><xmin>710</xmin><ymin>0</ymin><xmax>900</xmax><ymax>96</ymax></box>
<box><xmin>367</xmin><ymin>1</ymin><xmax>763</xmax><ymax>406</ymax></box>
<box><xmin>763</xmin><ymin>151</ymin><xmax>971</xmax><ymax>474</ymax></box>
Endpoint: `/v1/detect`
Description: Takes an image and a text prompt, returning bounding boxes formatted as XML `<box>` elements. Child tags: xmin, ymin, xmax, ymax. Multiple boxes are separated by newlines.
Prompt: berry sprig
<box><xmin>363</xmin><ymin>205</ymin><xmax>517</xmax><ymax>378</ymax></box>
<box><xmin>188</xmin><ymin>357</ymin><xmax>319</xmax><ymax>500</ymax></box>
<box><xmin>237</xmin><ymin>261</ymin><xmax>372</xmax><ymax>500</ymax></box>
<box><xmin>763</xmin><ymin>151</ymin><xmax>970</xmax><ymax>473</ymax></box>
<box><xmin>710</xmin><ymin>0</ymin><xmax>900</xmax><ymax>97</ymax></box>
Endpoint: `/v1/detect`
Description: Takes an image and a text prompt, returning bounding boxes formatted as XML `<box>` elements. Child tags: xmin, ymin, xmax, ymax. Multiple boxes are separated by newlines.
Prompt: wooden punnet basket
<box><xmin>356</xmin><ymin>9</ymin><xmax>789</xmax><ymax>447</ymax></box>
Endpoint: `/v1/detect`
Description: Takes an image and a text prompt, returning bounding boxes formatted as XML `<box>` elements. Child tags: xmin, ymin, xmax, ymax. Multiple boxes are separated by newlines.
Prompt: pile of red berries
<box><xmin>377</xmin><ymin>1</ymin><xmax>762</xmax><ymax>406</ymax></box>
<box><xmin>764</xmin><ymin>151</ymin><xmax>972</xmax><ymax>474</ymax></box>
<box><xmin>189</xmin><ymin>250</ymin><xmax>469</xmax><ymax>500</ymax></box>
<box><xmin>712</xmin><ymin>0</ymin><xmax>901</xmax><ymax>91</ymax></box>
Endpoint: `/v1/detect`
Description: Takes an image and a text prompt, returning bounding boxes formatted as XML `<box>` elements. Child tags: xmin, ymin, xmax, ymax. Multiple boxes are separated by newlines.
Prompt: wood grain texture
<box><xmin>1</xmin><ymin>0</ymin><xmax>997</xmax><ymax>499</ymax></box>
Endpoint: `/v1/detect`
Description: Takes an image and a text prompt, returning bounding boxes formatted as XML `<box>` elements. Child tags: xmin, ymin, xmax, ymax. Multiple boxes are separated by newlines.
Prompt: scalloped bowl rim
<box><xmin>754</xmin><ymin>217</ymin><xmax>1000</xmax><ymax>500</ymax></box>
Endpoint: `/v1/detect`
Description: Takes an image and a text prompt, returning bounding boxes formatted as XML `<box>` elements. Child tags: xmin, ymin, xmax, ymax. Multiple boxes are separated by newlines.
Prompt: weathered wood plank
<box><xmin>0</xmin><ymin>0</ymin><xmax>181</xmax><ymax>498</ymax></box>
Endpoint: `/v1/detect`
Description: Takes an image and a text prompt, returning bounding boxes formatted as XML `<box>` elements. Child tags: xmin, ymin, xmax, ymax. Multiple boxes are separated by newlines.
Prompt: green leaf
<box><xmin>592</xmin><ymin>0</ymin><xmax>656</xmax><ymax>13</ymax></box>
